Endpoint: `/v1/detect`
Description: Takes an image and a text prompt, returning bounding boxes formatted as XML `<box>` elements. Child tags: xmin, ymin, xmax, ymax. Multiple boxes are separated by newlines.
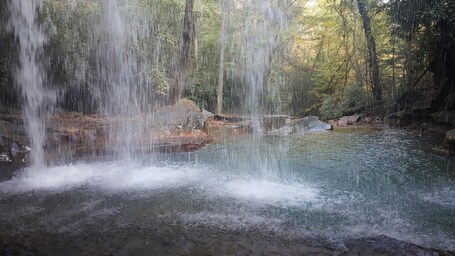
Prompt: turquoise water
<box><xmin>0</xmin><ymin>128</ymin><xmax>454</xmax><ymax>252</ymax></box>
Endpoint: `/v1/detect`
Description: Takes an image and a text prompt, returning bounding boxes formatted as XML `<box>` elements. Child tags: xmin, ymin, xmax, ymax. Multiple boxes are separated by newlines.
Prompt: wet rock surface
<box><xmin>343</xmin><ymin>235</ymin><xmax>455</xmax><ymax>256</ymax></box>
<box><xmin>0</xmin><ymin>99</ymin><xmax>213</xmax><ymax>163</ymax></box>
<box><xmin>292</xmin><ymin>116</ymin><xmax>333</xmax><ymax>133</ymax></box>
<box><xmin>338</xmin><ymin>115</ymin><xmax>361</xmax><ymax>126</ymax></box>
<box><xmin>447</xmin><ymin>129</ymin><xmax>455</xmax><ymax>146</ymax></box>
<box><xmin>329</xmin><ymin>115</ymin><xmax>382</xmax><ymax>127</ymax></box>
<box><xmin>208</xmin><ymin>115</ymin><xmax>333</xmax><ymax>136</ymax></box>
<box><xmin>0</xmin><ymin>228</ymin><xmax>453</xmax><ymax>256</ymax></box>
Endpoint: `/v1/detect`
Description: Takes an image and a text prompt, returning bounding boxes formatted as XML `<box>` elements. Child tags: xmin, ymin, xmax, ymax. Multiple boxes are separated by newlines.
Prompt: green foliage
<box><xmin>319</xmin><ymin>84</ymin><xmax>370</xmax><ymax>120</ymax></box>
<box><xmin>342</xmin><ymin>84</ymin><xmax>371</xmax><ymax>109</ymax></box>
<box><xmin>149</xmin><ymin>67</ymin><xmax>169</xmax><ymax>95</ymax></box>
<box><xmin>0</xmin><ymin>0</ymin><xmax>449</xmax><ymax>114</ymax></box>
<box><xmin>319</xmin><ymin>95</ymin><xmax>343</xmax><ymax>120</ymax></box>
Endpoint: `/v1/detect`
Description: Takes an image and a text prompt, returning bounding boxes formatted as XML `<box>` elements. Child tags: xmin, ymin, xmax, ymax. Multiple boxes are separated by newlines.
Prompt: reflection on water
<box><xmin>0</xmin><ymin>128</ymin><xmax>454</xmax><ymax>253</ymax></box>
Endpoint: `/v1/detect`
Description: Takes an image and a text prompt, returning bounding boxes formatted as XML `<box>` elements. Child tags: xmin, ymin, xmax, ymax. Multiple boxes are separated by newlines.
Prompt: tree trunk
<box><xmin>356</xmin><ymin>0</ymin><xmax>381</xmax><ymax>101</ymax></box>
<box><xmin>169</xmin><ymin>0</ymin><xmax>194</xmax><ymax>105</ymax></box>
<box><xmin>216</xmin><ymin>2</ymin><xmax>226</xmax><ymax>115</ymax></box>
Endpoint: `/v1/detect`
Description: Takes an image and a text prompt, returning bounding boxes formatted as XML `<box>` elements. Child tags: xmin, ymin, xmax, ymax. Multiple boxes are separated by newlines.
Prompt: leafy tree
<box><xmin>389</xmin><ymin>0</ymin><xmax>455</xmax><ymax>110</ymax></box>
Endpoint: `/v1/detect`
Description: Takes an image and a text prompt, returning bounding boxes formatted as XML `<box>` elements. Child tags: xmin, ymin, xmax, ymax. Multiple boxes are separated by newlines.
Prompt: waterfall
<box><xmin>230</xmin><ymin>0</ymin><xmax>288</xmax><ymax>133</ymax></box>
<box><xmin>7</xmin><ymin>0</ymin><xmax>56</xmax><ymax>167</ymax></box>
<box><xmin>96</xmin><ymin>0</ymin><xmax>142</xmax><ymax>160</ymax></box>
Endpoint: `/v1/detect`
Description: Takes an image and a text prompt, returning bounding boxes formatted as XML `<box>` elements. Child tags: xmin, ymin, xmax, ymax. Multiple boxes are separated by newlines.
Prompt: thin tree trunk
<box><xmin>216</xmin><ymin>2</ymin><xmax>226</xmax><ymax>115</ymax></box>
<box><xmin>392</xmin><ymin>33</ymin><xmax>396</xmax><ymax>99</ymax></box>
<box><xmin>356</xmin><ymin>0</ymin><xmax>381</xmax><ymax>101</ymax></box>
<box><xmin>170</xmin><ymin>0</ymin><xmax>194</xmax><ymax>105</ymax></box>
<box><xmin>193</xmin><ymin>23</ymin><xmax>198</xmax><ymax>62</ymax></box>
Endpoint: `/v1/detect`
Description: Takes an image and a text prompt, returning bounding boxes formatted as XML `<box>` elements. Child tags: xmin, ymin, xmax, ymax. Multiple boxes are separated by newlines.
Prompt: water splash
<box><xmin>7</xmin><ymin>0</ymin><xmax>56</xmax><ymax>167</ymax></box>
<box><xmin>230</xmin><ymin>0</ymin><xmax>289</xmax><ymax>133</ymax></box>
<box><xmin>0</xmin><ymin>162</ymin><xmax>202</xmax><ymax>194</ymax></box>
<box><xmin>96</xmin><ymin>0</ymin><xmax>142</xmax><ymax>160</ymax></box>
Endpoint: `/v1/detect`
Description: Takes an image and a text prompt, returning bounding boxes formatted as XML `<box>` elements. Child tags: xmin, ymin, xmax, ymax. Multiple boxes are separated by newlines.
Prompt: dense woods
<box><xmin>0</xmin><ymin>0</ymin><xmax>454</xmax><ymax>119</ymax></box>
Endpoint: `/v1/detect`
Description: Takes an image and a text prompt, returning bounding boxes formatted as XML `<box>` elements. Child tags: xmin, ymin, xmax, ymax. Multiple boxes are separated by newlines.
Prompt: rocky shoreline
<box><xmin>2</xmin><ymin>102</ymin><xmax>455</xmax><ymax>165</ymax></box>
<box><xmin>0</xmin><ymin>99</ymin><xmax>337</xmax><ymax>164</ymax></box>
<box><xmin>2</xmin><ymin>100</ymin><xmax>455</xmax><ymax>164</ymax></box>
<box><xmin>0</xmin><ymin>225</ymin><xmax>454</xmax><ymax>256</ymax></box>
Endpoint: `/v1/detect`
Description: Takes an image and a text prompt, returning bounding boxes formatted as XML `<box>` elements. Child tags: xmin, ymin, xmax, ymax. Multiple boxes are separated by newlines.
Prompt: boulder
<box><xmin>338</xmin><ymin>115</ymin><xmax>361</xmax><ymax>126</ymax></box>
<box><xmin>147</xmin><ymin>99</ymin><xmax>205</xmax><ymax>131</ymax></box>
<box><xmin>292</xmin><ymin>116</ymin><xmax>333</xmax><ymax>133</ymax></box>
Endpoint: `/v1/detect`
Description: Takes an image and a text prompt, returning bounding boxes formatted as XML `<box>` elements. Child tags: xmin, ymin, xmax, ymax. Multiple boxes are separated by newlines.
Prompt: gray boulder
<box><xmin>292</xmin><ymin>116</ymin><xmax>333</xmax><ymax>133</ymax></box>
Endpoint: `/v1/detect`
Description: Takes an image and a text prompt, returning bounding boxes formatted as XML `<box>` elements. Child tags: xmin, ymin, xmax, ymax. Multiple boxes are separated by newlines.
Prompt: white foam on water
<box><xmin>0</xmin><ymin>162</ymin><xmax>202</xmax><ymax>194</ymax></box>
<box><xmin>97</xmin><ymin>164</ymin><xmax>201</xmax><ymax>191</ymax></box>
<box><xmin>221</xmin><ymin>180</ymin><xmax>319</xmax><ymax>207</ymax></box>
<box><xmin>0</xmin><ymin>164</ymin><xmax>98</xmax><ymax>193</ymax></box>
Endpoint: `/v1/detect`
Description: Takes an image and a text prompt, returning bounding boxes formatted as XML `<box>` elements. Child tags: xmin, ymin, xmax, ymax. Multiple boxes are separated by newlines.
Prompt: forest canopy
<box><xmin>0</xmin><ymin>0</ymin><xmax>454</xmax><ymax>119</ymax></box>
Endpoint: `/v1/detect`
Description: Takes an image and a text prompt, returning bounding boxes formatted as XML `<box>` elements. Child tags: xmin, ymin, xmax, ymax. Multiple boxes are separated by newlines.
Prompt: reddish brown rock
<box><xmin>338</xmin><ymin>115</ymin><xmax>361</xmax><ymax>126</ymax></box>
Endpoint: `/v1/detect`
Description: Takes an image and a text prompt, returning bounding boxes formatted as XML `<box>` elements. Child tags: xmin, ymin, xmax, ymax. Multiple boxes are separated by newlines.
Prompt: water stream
<box><xmin>0</xmin><ymin>129</ymin><xmax>454</xmax><ymax>253</ymax></box>
<box><xmin>7</xmin><ymin>0</ymin><xmax>56</xmax><ymax>167</ymax></box>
